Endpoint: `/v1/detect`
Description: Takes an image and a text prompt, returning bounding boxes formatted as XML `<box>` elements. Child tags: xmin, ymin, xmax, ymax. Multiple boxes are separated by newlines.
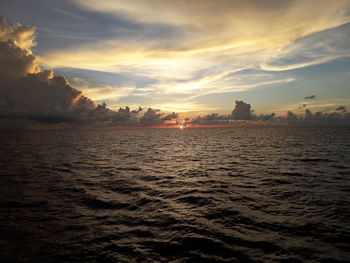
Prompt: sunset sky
<box><xmin>1</xmin><ymin>0</ymin><xmax>350</xmax><ymax>121</ymax></box>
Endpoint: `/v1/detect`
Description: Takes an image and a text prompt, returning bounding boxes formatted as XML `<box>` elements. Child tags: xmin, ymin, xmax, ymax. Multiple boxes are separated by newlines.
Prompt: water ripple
<box><xmin>0</xmin><ymin>127</ymin><xmax>349</xmax><ymax>262</ymax></box>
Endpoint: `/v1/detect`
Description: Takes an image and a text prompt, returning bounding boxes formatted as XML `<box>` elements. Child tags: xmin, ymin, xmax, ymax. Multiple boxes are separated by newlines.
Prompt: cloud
<box><xmin>290</xmin><ymin>109</ymin><xmax>350</xmax><ymax>125</ymax></box>
<box><xmin>336</xmin><ymin>106</ymin><xmax>347</xmax><ymax>112</ymax></box>
<box><xmin>188</xmin><ymin>101</ymin><xmax>276</xmax><ymax>125</ymax></box>
<box><xmin>275</xmin><ymin>108</ymin><xmax>350</xmax><ymax>125</ymax></box>
<box><xmin>189</xmin><ymin>113</ymin><xmax>230</xmax><ymax>125</ymax></box>
<box><xmin>273</xmin><ymin>98</ymin><xmax>350</xmax><ymax>116</ymax></box>
<box><xmin>155</xmin><ymin>102</ymin><xmax>216</xmax><ymax>113</ymax></box>
<box><xmin>0</xmin><ymin>19</ymin><xmax>178</xmax><ymax>128</ymax></box>
<box><xmin>186</xmin><ymin>101</ymin><xmax>350</xmax><ymax>126</ymax></box>
<box><xmin>74</xmin><ymin>0</ymin><xmax>350</xmax><ymax>44</ymax></box>
<box><xmin>0</xmin><ymin>18</ymin><xmax>36</xmax><ymax>49</ymax></box>
<box><xmin>304</xmin><ymin>95</ymin><xmax>316</xmax><ymax>100</ymax></box>
<box><xmin>0</xmin><ymin>39</ymin><xmax>38</xmax><ymax>78</ymax></box>
<box><xmin>139</xmin><ymin>108</ymin><xmax>179</xmax><ymax>126</ymax></box>
<box><xmin>261</xmin><ymin>22</ymin><xmax>350</xmax><ymax>71</ymax></box>
<box><xmin>286</xmin><ymin>111</ymin><xmax>298</xmax><ymax>124</ymax></box>
<box><xmin>299</xmin><ymin>104</ymin><xmax>307</xmax><ymax>109</ymax></box>
<box><xmin>139</xmin><ymin>108</ymin><xmax>162</xmax><ymax>125</ymax></box>
<box><xmin>42</xmin><ymin>1</ymin><xmax>350</xmax><ymax>75</ymax></box>
<box><xmin>253</xmin><ymin>113</ymin><xmax>276</xmax><ymax>121</ymax></box>
<box><xmin>69</xmin><ymin>0</ymin><xmax>350</xmax><ymax>62</ymax></box>
<box><xmin>0</xmin><ymin>20</ymin><xmax>99</xmax><ymax>124</ymax></box>
<box><xmin>36</xmin><ymin>0</ymin><xmax>350</xmax><ymax>111</ymax></box>
<box><xmin>231</xmin><ymin>100</ymin><xmax>252</xmax><ymax>120</ymax></box>
<box><xmin>69</xmin><ymin>77</ymin><xmax>135</xmax><ymax>102</ymax></box>
<box><xmin>162</xmin><ymin>112</ymin><xmax>179</xmax><ymax>121</ymax></box>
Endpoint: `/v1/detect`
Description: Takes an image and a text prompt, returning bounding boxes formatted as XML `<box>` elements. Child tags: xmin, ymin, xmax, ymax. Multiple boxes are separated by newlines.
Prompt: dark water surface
<box><xmin>0</xmin><ymin>127</ymin><xmax>349</xmax><ymax>263</ymax></box>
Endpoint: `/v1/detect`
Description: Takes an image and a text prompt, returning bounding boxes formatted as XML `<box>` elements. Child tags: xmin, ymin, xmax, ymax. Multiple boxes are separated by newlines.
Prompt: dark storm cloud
<box><xmin>131</xmin><ymin>106</ymin><xmax>143</xmax><ymax>114</ymax></box>
<box><xmin>188</xmin><ymin>101</ymin><xmax>277</xmax><ymax>125</ymax></box>
<box><xmin>286</xmin><ymin>111</ymin><xmax>298</xmax><ymax>124</ymax></box>
<box><xmin>231</xmin><ymin>100</ymin><xmax>252</xmax><ymax>120</ymax></box>
<box><xmin>304</xmin><ymin>95</ymin><xmax>316</xmax><ymax>99</ymax></box>
<box><xmin>304</xmin><ymin>108</ymin><xmax>313</xmax><ymax>121</ymax></box>
<box><xmin>139</xmin><ymin>108</ymin><xmax>162</xmax><ymax>126</ymax></box>
<box><xmin>139</xmin><ymin>108</ymin><xmax>178</xmax><ymax>126</ymax></box>
<box><xmin>0</xmin><ymin>19</ymin><xmax>103</xmax><ymax>123</ymax></box>
<box><xmin>284</xmin><ymin>109</ymin><xmax>350</xmax><ymax>125</ymax></box>
<box><xmin>0</xmin><ymin>19</ymin><xmax>177</xmax><ymax>128</ymax></box>
<box><xmin>0</xmin><ymin>39</ymin><xmax>38</xmax><ymax>78</ymax></box>
<box><xmin>189</xmin><ymin>113</ymin><xmax>230</xmax><ymax>125</ymax></box>
<box><xmin>187</xmin><ymin>100</ymin><xmax>350</xmax><ymax>127</ymax></box>
<box><xmin>254</xmin><ymin>113</ymin><xmax>276</xmax><ymax>121</ymax></box>
<box><xmin>335</xmin><ymin>106</ymin><xmax>347</xmax><ymax>112</ymax></box>
<box><xmin>162</xmin><ymin>112</ymin><xmax>179</xmax><ymax>121</ymax></box>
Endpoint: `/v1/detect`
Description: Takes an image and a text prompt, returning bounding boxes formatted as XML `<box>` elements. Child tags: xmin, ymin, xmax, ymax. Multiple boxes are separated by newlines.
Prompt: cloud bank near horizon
<box><xmin>188</xmin><ymin>101</ymin><xmax>350</xmax><ymax>126</ymax></box>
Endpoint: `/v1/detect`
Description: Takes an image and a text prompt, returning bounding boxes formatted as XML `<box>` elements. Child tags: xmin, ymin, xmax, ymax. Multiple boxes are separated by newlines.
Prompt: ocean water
<box><xmin>0</xmin><ymin>127</ymin><xmax>349</xmax><ymax>263</ymax></box>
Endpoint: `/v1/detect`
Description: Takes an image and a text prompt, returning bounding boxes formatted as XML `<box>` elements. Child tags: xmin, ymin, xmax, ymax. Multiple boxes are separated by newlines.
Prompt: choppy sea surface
<box><xmin>0</xmin><ymin>127</ymin><xmax>349</xmax><ymax>263</ymax></box>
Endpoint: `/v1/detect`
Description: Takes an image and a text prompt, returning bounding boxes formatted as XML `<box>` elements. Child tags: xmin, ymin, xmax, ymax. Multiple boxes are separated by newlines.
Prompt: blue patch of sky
<box><xmin>268</xmin><ymin>22</ymin><xmax>350</xmax><ymax>68</ymax></box>
<box><xmin>194</xmin><ymin>57</ymin><xmax>350</xmax><ymax>113</ymax></box>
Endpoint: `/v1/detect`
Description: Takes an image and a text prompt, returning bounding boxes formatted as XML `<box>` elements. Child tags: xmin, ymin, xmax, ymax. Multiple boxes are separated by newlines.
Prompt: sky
<box><xmin>0</xmin><ymin>0</ymin><xmax>350</xmax><ymax>127</ymax></box>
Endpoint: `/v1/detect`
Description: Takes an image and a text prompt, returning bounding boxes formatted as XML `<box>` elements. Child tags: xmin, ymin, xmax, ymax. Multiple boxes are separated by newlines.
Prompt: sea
<box><xmin>0</xmin><ymin>126</ymin><xmax>349</xmax><ymax>263</ymax></box>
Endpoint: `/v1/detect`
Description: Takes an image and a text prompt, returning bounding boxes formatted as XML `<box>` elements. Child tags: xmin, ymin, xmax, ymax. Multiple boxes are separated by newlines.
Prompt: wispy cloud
<box><xmin>261</xmin><ymin>22</ymin><xmax>350</xmax><ymax>71</ymax></box>
<box><xmin>69</xmin><ymin>77</ymin><xmax>135</xmax><ymax>101</ymax></box>
<box><xmin>304</xmin><ymin>95</ymin><xmax>316</xmax><ymax>100</ymax></box>
<box><xmin>35</xmin><ymin>0</ymin><xmax>350</xmax><ymax>112</ymax></box>
<box><xmin>271</xmin><ymin>98</ymin><xmax>350</xmax><ymax>114</ymax></box>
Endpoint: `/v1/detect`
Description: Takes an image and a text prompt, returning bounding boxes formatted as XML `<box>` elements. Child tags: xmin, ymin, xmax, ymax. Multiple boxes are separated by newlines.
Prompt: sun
<box><xmin>179</xmin><ymin>124</ymin><xmax>184</xmax><ymax>129</ymax></box>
